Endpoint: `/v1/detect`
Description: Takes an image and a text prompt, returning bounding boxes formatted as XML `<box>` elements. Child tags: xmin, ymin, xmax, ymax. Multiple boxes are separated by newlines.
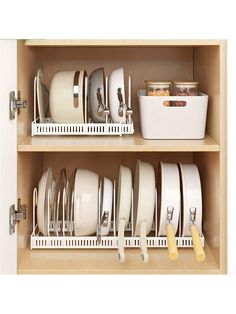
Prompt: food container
<box><xmin>173</xmin><ymin>81</ymin><xmax>199</xmax><ymax>107</ymax></box>
<box><xmin>138</xmin><ymin>90</ymin><xmax>208</xmax><ymax>139</ymax></box>
<box><xmin>173</xmin><ymin>81</ymin><xmax>199</xmax><ymax>96</ymax></box>
<box><xmin>145</xmin><ymin>81</ymin><xmax>171</xmax><ymax>106</ymax></box>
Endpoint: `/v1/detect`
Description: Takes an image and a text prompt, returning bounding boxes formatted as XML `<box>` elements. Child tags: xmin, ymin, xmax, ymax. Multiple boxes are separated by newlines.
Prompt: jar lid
<box><xmin>173</xmin><ymin>81</ymin><xmax>199</xmax><ymax>85</ymax></box>
<box><xmin>145</xmin><ymin>80</ymin><xmax>172</xmax><ymax>85</ymax></box>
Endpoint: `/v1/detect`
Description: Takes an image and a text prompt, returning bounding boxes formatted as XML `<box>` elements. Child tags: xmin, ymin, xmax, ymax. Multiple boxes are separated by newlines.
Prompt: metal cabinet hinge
<box><xmin>9</xmin><ymin>199</ymin><xmax>27</xmax><ymax>235</ymax></box>
<box><xmin>9</xmin><ymin>90</ymin><xmax>27</xmax><ymax>120</ymax></box>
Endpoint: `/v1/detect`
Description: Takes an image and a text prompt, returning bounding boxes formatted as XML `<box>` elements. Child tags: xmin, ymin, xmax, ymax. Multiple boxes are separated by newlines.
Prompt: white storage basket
<box><xmin>138</xmin><ymin>90</ymin><xmax>208</xmax><ymax>139</ymax></box>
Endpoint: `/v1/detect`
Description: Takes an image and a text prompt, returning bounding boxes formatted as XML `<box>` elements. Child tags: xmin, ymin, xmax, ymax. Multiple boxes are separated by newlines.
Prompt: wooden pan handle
<box><xmin>191</xmin><ymin>225</ymin><xmax>205</xmax><ymax>262</ymax></box>
<box><xmin>166</xmin><ymin>223</ymin><xmax>178</xmax><ymax>261</ymax></box>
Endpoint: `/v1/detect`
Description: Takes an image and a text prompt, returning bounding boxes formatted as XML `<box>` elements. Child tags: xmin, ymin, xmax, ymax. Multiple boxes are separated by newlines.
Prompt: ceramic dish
<box><xmin>158</xmin><ymin>162</ymin><xmax>180</xmax><ymax>236</ymax></box>
<box><xmin>74</xmin><ymin>169</ymin><xmax>99</xmax><ymax>236</ymax></box>
<box><xmin>36</xmin><ymin>68</ymin><xmax>49</xmax><ymax>123</ymax></box>
<box><xmin>133</xmin><ymin>160</ymin><xmax>155</xmax><ymax>262</ymax></box>
<box><xmin>116</xmin><ymin>165</ymin><xmax>132</xmax><ymax>262</ymax></box>
<box><xmin>99</xmin><ymin>177</ymin><xmax>113</xmax><ymax>236</ymax></box>
<box><xmin>66</xmin><ymin>170</ymin><xmax>76</xmax><ymax>235</ymax></box>
<box><xmin>109</xmin><ymin>67</ymin><xmax>126</xmax><ymax>123</ymax></box>
<box><xmin>88</xmin><ymin>68</ymin><xmax>106</xmax><ymax>123</ymax></box>
<box><xmin>37</xmin><ymin>167</ymin><xmax>53</xmax><ymax>235</ymax></box>
<box><xmin>50</xmin><ymin>70</ymin><xmax>87</xmax><ymax>123</ymax></box>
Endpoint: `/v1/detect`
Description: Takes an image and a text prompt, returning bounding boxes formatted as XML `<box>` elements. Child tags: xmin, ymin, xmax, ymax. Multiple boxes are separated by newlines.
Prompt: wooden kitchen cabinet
<box><xmin>0</xmin><ymin>39</ymin><xmax>227</xmax><ymax>274</ymax></box>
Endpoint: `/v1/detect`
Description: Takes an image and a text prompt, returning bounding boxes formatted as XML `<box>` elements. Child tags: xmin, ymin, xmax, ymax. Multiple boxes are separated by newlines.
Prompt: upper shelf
<box><xmin>18</xmin><ymin>131</ymin><xmax>219</xmax><ymax>152</ymax></box>
<box><xmin>24</xmin><ymin>39</ymin><xmax>224</xmax><ymax>47</ymax></box>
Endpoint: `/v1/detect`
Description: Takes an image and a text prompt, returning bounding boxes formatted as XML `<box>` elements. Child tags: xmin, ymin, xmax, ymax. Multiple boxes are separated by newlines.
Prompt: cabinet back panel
<box><xmin>42</xmin><ymin>152</ymin><xmax>193</xmax><ymax>182</ymax></box>
<box><xmin>30</xmin><ymin>47</ymin><xmax>193</xmax><ymax>122</ymax></box>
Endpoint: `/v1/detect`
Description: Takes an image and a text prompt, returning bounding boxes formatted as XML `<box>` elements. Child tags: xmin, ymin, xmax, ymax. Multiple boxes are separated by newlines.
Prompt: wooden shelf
<box><xmin>18</xmin><ymin>133</ymin><xmax>219</xmax><ymax>153</ymax></box>
<box><xmin>17</xmin><ymin>243</ymin><xmax>220</xmax><ymax>274</ymax></box>
<box><xmin>24</xmin><ymin>39</ymin><xmax>224</xmax><ymax>47</ymax></box>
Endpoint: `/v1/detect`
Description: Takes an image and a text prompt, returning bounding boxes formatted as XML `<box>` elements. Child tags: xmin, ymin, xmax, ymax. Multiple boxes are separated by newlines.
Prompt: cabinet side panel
<box><xmin>0</xmin><ymin>40</ymin><xmax>17</xmax><ymax>274</ymax></box>
<box><xmin>194</xmin><ymin>46</ymin><xmax>220</xmax><ymax>144</ymax></box>
<box><xmin>194</xmin><ymin>153</ymin><xmax>220</xmax><ymax>268</ymax></box>
<box><xmin>17</xmin><ymin>153</ymin><xmax>43</xmax><ymax>267</ymax></box>
<box><xmin>17</xmin><ymin>41</ymin><xmax>37</xmax><ymax>143</ymax></box>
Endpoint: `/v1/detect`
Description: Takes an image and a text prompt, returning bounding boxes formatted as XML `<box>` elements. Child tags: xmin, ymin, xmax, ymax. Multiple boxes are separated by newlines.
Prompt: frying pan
<box><xmin>133</xmin><ymin>160</ymin><xmax>156</xmax><ymax>263</ymax></box>
<box><xmin>116</xmin><ymin>165</ymin><xmax>132</xmax><ymax>262</ymax></box>
<box><xmin>158</xmin><ymin>162</ymin><xmax>180</xmax><ymax>260</ymax></box>
<box><xmin>179</xmin><ymin>163</ymin><xmax>205</xmax><ymax>262</ymax></box>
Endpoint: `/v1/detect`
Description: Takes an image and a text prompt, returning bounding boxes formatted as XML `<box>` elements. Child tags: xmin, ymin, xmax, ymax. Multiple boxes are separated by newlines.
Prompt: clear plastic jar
<box><xmin>172</xmin><ymin>81</ymin><xmax>198</xmax><ymax>107</ymax></box>
<box><xmin>173</xmin><ymin>81</ymin><xmax>199</xmax><ymax>96</ymax></box>
<box><xmin>145</xmin><ymin>81</ymin><xmax>171</xmax><ymax>106</ymax></box>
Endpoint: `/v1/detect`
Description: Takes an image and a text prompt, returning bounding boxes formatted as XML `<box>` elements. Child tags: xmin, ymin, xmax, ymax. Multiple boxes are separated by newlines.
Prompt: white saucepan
<box><xmin>74</xmin><ymin>169</ymin><xmax>99</xmax><ymax>236</ymax></box>
<box><xmin>50</xmin><ymin>70</ymin><xmax>87</xmax><ymax>123</ymax></box>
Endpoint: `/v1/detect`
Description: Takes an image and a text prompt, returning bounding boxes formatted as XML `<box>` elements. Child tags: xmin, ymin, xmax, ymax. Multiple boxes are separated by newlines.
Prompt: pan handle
<box><xmin>118</xmin><ymin>217</ymin><xmax>126</xmax><ymax>263</ymax></box>
<box><xmin>166</xmin><ymin>223</ymin><xmax>178</xmax><ymax>260</ymax></box>
<box><xmin>191</xmin><ymin>225</ymin><xmax>205</xmax><ymax>262</ymax></box>
<box><xmin>140</xmin><ymin>220</ymin><xmax>148</xmax><ymax>263</ymax></box>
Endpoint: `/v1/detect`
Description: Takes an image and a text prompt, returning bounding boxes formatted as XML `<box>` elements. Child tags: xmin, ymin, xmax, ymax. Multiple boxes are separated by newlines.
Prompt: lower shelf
<box><xmin>18</xmin><ymin>242</ymin><xmax>219</xmax><ymax>274</ymax></box>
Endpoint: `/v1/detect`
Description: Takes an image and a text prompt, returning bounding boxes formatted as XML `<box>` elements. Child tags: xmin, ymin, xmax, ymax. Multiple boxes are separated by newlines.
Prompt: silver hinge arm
<box><xmin>9</xmin><ymin>90</ymin><xmax>27</xmax><ymax>120</ymax></box>
<box><xmin>9</xmin><ymin>199</ymin><xmax>27</xmax><ymax>235</ymax></box>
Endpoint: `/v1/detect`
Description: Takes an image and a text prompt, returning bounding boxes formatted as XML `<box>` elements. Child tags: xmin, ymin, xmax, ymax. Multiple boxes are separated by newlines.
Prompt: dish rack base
<box><xmin>31</xmin><ymin>234</ymin><xmax>204</xmax><ymax>249</ymax></box>
<box><xmin>30</xmin><ymin>181</ymin><xmax>204</xmax><ymax>250</ymax></box>
<box><xmin>31</xmin><ymin>120</ymin><xmax>134</xmax><ymax>136</ymax></box>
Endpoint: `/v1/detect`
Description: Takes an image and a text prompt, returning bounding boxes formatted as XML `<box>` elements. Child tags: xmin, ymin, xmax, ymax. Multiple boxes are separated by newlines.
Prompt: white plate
<box><xmin>158</xmin><ymin>162</ymin><xmax>181</xmax><ymax>236</ymax></box>
<box><xmin>109</xmin><ymin>68</ymin><xmax>126</xmax><ymax>123</ymax></box>
<box><xmin>100</xmin><ymin>177</ymin><xmax>113</xmax><ymax>236</ymax></box>
<box><xmin>36</xmin><ymin>68</ymin><xmax>49</xmax><ymax>123</ymax></box>
<box><xmin>37</xmin><ymin>167</ymin><xmax>53</xmax><ymax>235</ymax></box>
<box><xmin>88</xmin><ymin>68</ymin><xmax>106</xmax><ymax>122</ymax></box>
<box><xmin>133</xmin><ymin>160</ymin><xmax>156</xmax><ymax>236</ymax></box>
<box><xmin>179</xmin><ymin>164</ymin><xmax>202</xmax><ymax>236</ymax></box>
<box><xmin>74</xmin><ymin>169</ymin><xmax>99</xmax><ymax>236</ymax></box>
<box><xmin>67</xmin><ymin>170</ymin><xmax>76</xmax><ymax>234</ymax></box>
<box><xmin>116</xmin><ymin>165</ymin><xmax>132</xmax><ymax>229</ymax></box>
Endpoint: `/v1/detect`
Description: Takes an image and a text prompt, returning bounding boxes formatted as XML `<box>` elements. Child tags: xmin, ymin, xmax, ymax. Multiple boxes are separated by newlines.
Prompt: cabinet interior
<box><xmin>16</xmin><ymin>40</ymin><xmax>226</xmax><ymax>274</ymax></box>
<box><xmin>17</xmin><ymin>42</ymin><xmax>221</xmax><ymax>145</ymax></box>
<box><xmin>17</xmin><ymin>151</ymin><xmax>222</xmax><ymax>274</ymax></box>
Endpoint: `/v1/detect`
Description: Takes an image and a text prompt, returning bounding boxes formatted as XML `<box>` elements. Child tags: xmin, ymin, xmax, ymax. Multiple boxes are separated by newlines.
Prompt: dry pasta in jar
<box><xmin>145</xmin><ymin>81</ymin><xmax>171</xmax><ymax>106</ymax></box>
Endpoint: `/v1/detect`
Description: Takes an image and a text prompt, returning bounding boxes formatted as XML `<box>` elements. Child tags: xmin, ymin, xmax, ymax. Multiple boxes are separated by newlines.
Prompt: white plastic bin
<box><xmin>138</xmin><ymin>90</ymin><xmax>208</xmax><ymax>139</ymax></box>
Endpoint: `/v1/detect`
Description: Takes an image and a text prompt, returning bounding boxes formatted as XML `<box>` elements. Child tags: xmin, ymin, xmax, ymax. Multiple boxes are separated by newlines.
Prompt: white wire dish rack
<box><xmin>32</xmin><ymin>75</ymin><xmax>134</xmax><ymax>136</ymax></box>
<box><xmin>31</xmin><ymin>180</ymin><xmax>204</xmax><ymax>262</ymax></box>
